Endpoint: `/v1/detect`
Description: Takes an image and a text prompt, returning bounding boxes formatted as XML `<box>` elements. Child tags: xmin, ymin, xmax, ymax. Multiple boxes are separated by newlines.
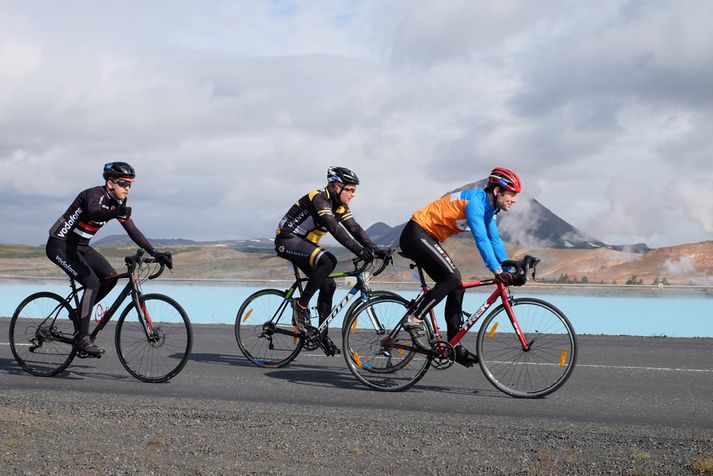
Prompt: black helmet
<box><xmin>327</xmin><ymin>166</ymin><xmax>360</xmax><ymax>185</ymax></box>
<box><xmin>103</xmin><ymin>162</ymin><xmax>136</xmax><ymax>181</ymax></box>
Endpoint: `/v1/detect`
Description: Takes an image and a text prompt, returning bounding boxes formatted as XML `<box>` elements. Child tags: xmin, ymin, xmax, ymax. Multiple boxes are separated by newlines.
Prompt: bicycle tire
<box><xmin>115</xmin><ymin>293</ymin><xmax>193</xmax><ymax>383</ymax></box>
<box><xmin>235</xmin><ymin>288</ymin><xmax>304</xmax><ymax>368</ymax></box>
<box><xmin>476</xmin><ymin>297</ymin><xmax>577</xmax><ymax>398</ymax></box>
<box><xmin>9</xmin><ymin>292</ymin><xmax>77</xmax><ymax>377</ymax></box>
<box><xmin>343</xmin><ymin>295</ymin><xmax>431</xmax><ymax>391</ymax></box>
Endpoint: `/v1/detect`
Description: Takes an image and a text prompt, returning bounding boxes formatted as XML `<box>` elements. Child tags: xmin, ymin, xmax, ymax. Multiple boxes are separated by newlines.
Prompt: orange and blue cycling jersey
<box><xmin>411</xmin><ymin>188</ymin><xmax>507</xmax><ymax>273</ymax></box>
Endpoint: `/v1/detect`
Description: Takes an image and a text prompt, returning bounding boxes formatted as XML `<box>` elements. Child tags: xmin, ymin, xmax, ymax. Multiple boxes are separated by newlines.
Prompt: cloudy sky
<box><xmin>2</xmin><ymin>0</ymin><xmax>712</xmax><ymax>248</ymax></box>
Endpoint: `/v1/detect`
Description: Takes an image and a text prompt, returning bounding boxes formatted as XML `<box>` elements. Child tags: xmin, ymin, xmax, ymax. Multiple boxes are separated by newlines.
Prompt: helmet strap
<box><xmin>490</xmin><ymin>188</ymin><xmax>502</xmax><ymax>212</ymax></box>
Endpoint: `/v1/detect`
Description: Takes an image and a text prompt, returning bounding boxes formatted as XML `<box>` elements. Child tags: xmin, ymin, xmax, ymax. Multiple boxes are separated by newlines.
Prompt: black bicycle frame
<box><xmin>60</xmin><ymin>268</ymin><xmax>150</xmax><ymax>342</ymax></box>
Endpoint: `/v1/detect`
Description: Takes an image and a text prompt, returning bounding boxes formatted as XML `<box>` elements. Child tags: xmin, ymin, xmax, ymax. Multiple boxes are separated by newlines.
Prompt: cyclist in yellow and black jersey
<box><xmin>275</xmin><ymin>166</ymin><xmax>388</xmax><ymax>355</ymax></box>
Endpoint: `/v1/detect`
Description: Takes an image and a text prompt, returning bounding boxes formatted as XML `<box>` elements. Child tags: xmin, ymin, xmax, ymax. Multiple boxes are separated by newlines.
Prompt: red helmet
<box><xmin>488</xmin><ymin>167</ymin><xmax>522</xmax><ymax>193</ymax></box>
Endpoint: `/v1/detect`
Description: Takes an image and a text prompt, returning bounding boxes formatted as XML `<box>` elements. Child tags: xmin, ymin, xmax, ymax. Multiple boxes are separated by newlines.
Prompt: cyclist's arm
<box><xmin>120</xmin><ymin>218</ymin><xmax>155</xmax><ymax>254</ymax></box>
<box><xmin>486</xmin><ymin>217</ymin><xmax>508</xmax><ymax>268</ymax></box>
<box><xmin>340</xmin><ymin>213</ymin><xmax>376</xmax><ymax>249</ymax></box>
<box><xmin>312</xmin><ymin>195</ymin><xmax>364</xmax><ymax>254</ymax></box>
<box><xmin>465</xmin><ymin>199</ymin><xmax>502</xmax><ymax>273</ymax></box>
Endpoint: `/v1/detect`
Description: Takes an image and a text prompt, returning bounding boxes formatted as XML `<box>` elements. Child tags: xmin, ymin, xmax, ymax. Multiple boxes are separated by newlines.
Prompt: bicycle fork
<box><xmin>129</xmin><ymin>275</ymin><xmax>159</xmax><ymax>343</ymax></box>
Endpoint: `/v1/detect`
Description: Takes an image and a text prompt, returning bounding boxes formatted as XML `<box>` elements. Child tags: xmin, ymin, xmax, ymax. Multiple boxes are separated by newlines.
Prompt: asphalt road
<box><xmin>2</xmin><ymin>317</ymin><xmax>712</xmax><ymax>430</ymax></box>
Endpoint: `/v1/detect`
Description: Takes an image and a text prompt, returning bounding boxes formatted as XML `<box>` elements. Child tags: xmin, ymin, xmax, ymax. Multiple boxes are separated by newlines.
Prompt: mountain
<box><xmin>365</xmin><ymin>221</ymin><xmax>394</xmax><ymax>239</ymax></box>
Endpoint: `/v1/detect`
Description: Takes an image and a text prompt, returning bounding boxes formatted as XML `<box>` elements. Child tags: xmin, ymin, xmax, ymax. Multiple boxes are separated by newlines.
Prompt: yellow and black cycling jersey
<box><xmin>275</xmin><ymin>187</ymin><xmax>373</xmax><ymax>255</ymax></box>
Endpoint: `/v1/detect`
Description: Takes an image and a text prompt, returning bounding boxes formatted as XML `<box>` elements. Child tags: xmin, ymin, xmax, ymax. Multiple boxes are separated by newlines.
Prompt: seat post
<box><xmin>68</xmin><ymin>277</ymin><xmax>82</xmax><ymax>310</ymax></box>
<box><xmin>292</xmin><ymin>263</ymin><xmax>306</xmax><ymax>295</ymax></box>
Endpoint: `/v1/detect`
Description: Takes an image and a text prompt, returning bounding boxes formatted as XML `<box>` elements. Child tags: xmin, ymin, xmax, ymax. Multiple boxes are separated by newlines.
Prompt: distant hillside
<box><xmin>93</xmin><ymin>235</ymin><xmax>275</xmax><ymax>252</ymax></box>
<box><xmin>93</xmin><ymin>236</ymin><xmax>201</xmax><ymax>247</ymax></box>
<box><xmin>1</xmin><ymin>241</ymin><xmax>712</xmax><ymax>286</ymax></box>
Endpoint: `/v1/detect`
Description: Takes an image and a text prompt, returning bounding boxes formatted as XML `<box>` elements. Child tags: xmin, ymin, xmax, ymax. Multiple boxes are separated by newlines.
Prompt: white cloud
<box><xmin>1</xmin><ymin>1</ymin><xmax>713</xmax><ymax>248</ymax></box>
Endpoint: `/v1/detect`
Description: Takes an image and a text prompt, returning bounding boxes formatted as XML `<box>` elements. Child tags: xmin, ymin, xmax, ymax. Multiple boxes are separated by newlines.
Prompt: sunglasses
<box><xmin>113</xmin><ymin>179</ymin><xmax>133</xmax><ymax>189</ymax></box>
<box><xmin>341</xmin><ymin>186</ymin><xmax>357</xmax><ymax>194</ymax></box>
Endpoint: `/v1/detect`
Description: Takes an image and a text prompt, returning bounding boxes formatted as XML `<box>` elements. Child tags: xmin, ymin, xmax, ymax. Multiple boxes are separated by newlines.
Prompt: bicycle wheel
<box><xmin>235</xmin><ymin>289</ymin><xmax>303</xmax><ymax>368</ymax></box>
<box><xmin>343</xmin><ymin>295</ymin><xmax>431</xmax><ymax>391</ymax></box>
<box><xmin>115</xmin><ymin>293</ymin><xmax>193</xmax><ymax>383</ymax></box>
<box><xmin>477</xmin><ymin>297</ymin><xmax>577</xmax><ymax>398</ymax></box>
<box><xmin>9</xmin><ymin>292</ymin><xmax>77</xmax><ymax>377</ymax></box>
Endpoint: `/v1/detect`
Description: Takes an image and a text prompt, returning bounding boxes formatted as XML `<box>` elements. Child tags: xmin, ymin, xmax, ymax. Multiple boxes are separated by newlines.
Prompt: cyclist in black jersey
<box><xmin>46</xmin><ymin>162</ymin><xmax>173</xmax><ymax>357</ymax></box>
<box><xmin>275</xmin><ymin>166</ymin><xmax>388</xmax><ymax>355</ymax></box>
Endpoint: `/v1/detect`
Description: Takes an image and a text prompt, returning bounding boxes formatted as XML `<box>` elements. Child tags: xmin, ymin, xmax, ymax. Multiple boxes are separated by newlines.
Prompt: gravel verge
<box><xmin>2</xmin><ymin>389</ymin><xmax>712</xmax><ymax>475</ymax></box>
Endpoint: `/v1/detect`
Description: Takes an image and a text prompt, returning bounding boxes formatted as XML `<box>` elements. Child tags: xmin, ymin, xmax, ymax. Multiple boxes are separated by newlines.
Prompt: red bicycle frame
<box><xmin>412</xmin><ymin>265</ymin><xmax>531</xmax><ymax>352</ymax></box>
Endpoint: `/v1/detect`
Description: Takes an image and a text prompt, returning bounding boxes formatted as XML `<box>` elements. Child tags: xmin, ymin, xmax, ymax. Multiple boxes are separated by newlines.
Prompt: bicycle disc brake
<box><xmin>302</xmin><ymin>325</ymin><xmax>320</xmax><ymax>351</ymax></box>
<box><xmin>430</xmin><ymin>340</ymin><xmax>455</xmax><ymax>370</ymax></box>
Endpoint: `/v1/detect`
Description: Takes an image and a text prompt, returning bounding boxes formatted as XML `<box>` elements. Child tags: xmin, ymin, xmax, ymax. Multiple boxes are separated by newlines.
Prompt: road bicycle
<box><xmin>343</xmin><ymin>255</ymin><xmax>577</xmax><ymax>398</ymax></box>
<box><xmin>9</xmin><ymin>250</ymin><xmax>192</xmax><ymax>383</ymax></box>
<box><xmin>235</xmin><ymin>252</ymin><xmax>400</xmax><ymax>368</ymax></box>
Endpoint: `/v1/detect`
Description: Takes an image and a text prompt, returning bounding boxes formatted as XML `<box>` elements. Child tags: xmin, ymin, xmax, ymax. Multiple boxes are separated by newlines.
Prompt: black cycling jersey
<box><xmin>49</xmin><ymin>185</ymin><xmax>153</xmax><ymax>251</ymax></box>
<box><xmin>275</xmin><ymin>187</ymin><xmax>374</xmax><ymax>254</ymax></box>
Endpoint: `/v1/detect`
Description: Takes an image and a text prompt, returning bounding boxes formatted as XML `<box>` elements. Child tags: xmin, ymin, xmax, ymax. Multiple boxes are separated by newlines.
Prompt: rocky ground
<box><xmin>2</xmin><ymin>389</ymin><xmax>712</xmax><ymax>475</ymax></box>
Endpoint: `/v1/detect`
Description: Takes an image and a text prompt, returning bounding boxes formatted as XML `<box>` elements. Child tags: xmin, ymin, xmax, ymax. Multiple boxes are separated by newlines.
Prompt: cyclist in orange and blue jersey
<box><xmin>399</xmin><ymin>167</ymin><xmax>523</xmax><ymax>366</ymax></box>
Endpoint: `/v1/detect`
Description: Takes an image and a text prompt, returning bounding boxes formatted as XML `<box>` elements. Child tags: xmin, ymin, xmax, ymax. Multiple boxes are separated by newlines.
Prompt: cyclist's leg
<box><xmin>297</xmin><ymin>254</ymin><xmax>340</xmax><ymax>355</ymax></box>
<box><xmin>316</xmin><ymin>276</ymin><xmax>336</xmax><ymax>333</ymax></box>
<box><xmin>316</xmin><ymin>275</ymin><xmax>340</xmax><ymax>354</ymax></box>
<box><xmin>444</xmin><ymin>287</ymin><xmax>464</xmax><ymax>341</ymax></box>
<box><xmin>46</xmin><ymin>239</ymin><xmax>104</xmax><ymax>355</ymax></box>
<box><xmin>276</xmin><ymin>235</ymin><xmax>334</xmax><ymax>329</ymax></box>
<box><xmin>399</xmin><ymin>221</ymin><xmax>462</xmax><ymax>348</ymax></box>
<box><xmin>295</xmin><ymin>251</ymin><xmax>335</xmax><ymax>311</ymax></box>
<box><xmin>82</xmin><ymin>247</ymin><xmax>118</xmax><ymax>303</ymax></box>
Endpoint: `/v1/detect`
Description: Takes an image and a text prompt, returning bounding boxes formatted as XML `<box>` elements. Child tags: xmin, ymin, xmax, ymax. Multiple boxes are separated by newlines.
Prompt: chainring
<box><xmin>302</xmin><ymin>326</ymin><xmax>321</xmax><ymax>351</ymax></box>
<box><xmin>430</xmin><ymin>340</ymin><xmax>455</xmax><ymax>370</ymax></box>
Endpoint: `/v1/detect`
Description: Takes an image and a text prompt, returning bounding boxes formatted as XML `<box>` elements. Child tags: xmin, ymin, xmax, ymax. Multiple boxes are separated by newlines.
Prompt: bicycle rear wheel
<box><xmin>477</xmin><ymin>297</ymin><xmax>577</xmax><ymax>398</ymax></box>
<box><xmin>115</xmin><ymin>293</ymin><xmax>193</xmax><ymax>383</ymax></box>
<box><xmin>343</xmin><ymin>295</ymin><xmax>431</xmax><ymax>391</ymax></box>
<box><xmin>9</xmin><ymin>292</ymin><xmax>77</xmax><ymax>377</ymax></box>
<box><xmin>235</xmin><ymin>289</ymin><xmax>303</xmax><ymax>368</ymax></box>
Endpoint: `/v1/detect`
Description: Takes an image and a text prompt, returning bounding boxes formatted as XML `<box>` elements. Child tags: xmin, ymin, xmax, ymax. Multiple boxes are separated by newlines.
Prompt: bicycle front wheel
<box><xmin>477</xmin><ymin>297</ymin><xmax>577</xmax><ymax>398</ymax></box>
<box><xmin>115</xmin><ymin>294</ymin><xmax>193</xmax><ymax>383</ymax></box>
<box><xmin>343</xmin><ymin>295</ymin><xmax>431</xmax><ymax>392</ymax></box>
<box><xmin>9</xmin><ymin>292</ymin><xmax>77</xmax><ymax>377</ymax></box>
<box><xmin>235</xmin><ymin>289</ymin><xmax>303</xmax><ymax>368</ymax></box>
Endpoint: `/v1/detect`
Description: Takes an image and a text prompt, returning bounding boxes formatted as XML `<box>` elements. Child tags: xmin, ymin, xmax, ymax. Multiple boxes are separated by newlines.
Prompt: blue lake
<box><xmin>1</xmin><ymin>280</ymin><xmax>712</xmax><ymax>337</ymax></box>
